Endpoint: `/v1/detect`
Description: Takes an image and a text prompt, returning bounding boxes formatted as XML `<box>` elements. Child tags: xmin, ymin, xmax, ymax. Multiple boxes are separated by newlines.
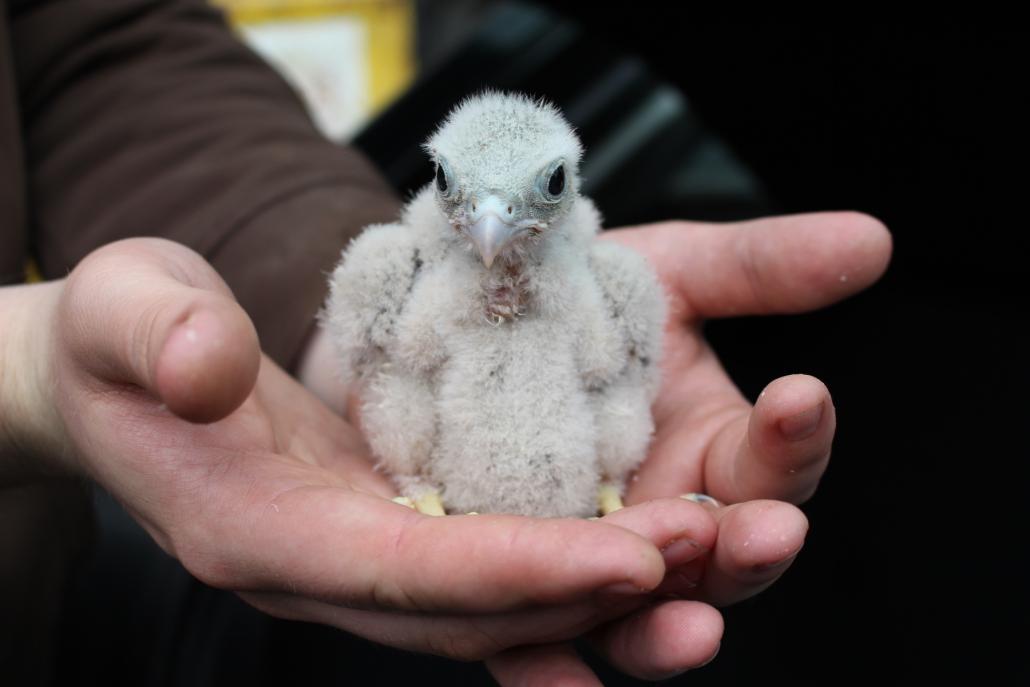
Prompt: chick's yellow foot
<box><xmin>598</xmin><ymin>484</ymin><xmax>624</xmax><ymax>515</ymax></box>
<box><xmin>414</xmin><ymin>491</ymin><xmax>446</xmax><ymax>516</ymax></box>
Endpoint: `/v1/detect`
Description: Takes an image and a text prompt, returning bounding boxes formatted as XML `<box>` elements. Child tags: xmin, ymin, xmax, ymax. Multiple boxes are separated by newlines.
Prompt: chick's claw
<box><xmin>598</xmin><ymin>484</ymin><xmax>624</xmax><ymax>515</ymax></box>
<box><xmin>414</xmin><ymin>491</ymin><xmax>446</xmax><ymax>516</ymax></box>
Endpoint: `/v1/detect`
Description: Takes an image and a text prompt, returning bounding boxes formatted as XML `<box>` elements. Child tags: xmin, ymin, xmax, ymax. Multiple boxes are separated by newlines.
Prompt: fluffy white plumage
<box><xmin>324</xmin><ymin>92</ymin><xmax>665</xmax><ymax>517</ymax></box>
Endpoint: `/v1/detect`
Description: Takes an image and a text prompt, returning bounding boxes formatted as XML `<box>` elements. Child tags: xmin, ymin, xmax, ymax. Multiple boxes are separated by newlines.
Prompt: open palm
<box><xmin>32</xmin><ymin>211</ymin><xmax>888</xmax><ymax>686</ymax></box>
<box><xmin>39</xmin><ymin>238</ymin><xmax>722</xmax><ymax>667</ymax></box>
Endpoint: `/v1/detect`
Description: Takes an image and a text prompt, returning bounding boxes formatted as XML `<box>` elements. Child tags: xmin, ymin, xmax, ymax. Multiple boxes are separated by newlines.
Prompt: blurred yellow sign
<box><xmin>212</xmin><ymin>0</ymin><xmax>415</xmax><ymax>139</ymax></box>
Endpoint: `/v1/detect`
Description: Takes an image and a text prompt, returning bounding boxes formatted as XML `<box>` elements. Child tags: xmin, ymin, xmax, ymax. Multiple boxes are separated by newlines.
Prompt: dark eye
<box><xmin>434</xmin><ymin>158</ymin><xmax>457</xmax><ymax>199</ymax></box>
<box><xmin>538</xmin><ymin>160</ymin><xmax>567</xmax><ymax>202</ymax></box>
<box><xmin>548</xmin><ymin>164</ymin><xmax>565</xmax><ymax>197</ymax></box>
<box><xmin>435</xmin><ymin>164</ymin><xmax>448</xmax><ymax>194</ymax></box>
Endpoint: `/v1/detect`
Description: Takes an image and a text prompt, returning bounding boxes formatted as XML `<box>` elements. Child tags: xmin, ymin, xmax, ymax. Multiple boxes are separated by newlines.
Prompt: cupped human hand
<box><xmin>486</xmin><ymin>212</ymin><xmax>892</xmax><ymax>685</ymax></box>
<box><xmin>618</xmin><ymin>212</ymin><xmax>890</xmax><ymax>601</ymax></box>
<box><xmin>6</xmin><ymin>237</ymin><xmax>734</xmax><ymax>661</ymax></box>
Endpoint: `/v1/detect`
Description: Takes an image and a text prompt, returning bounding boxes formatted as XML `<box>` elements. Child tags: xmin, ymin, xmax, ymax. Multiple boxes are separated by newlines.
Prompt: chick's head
<box><xmin>424</xmin><ymin>92</ymin><xmax>583</xmax><ymax>268</ymax></box>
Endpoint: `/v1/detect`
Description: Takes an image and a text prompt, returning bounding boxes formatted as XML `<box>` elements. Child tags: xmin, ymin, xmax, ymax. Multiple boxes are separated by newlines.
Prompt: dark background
<box><xmin>541</xmin><ymin>14</ymin><xmax>1029</xmax><ymax>684</ymax></box>
<box><xmin>359</xmin><ymin>9</ymin><xmax>1028</xmax><ymax>679</ymax></box>
<box><xmin>55</xmin><ymin>7</ymin><xmax>1026</xmax><ymax>685</ymax></box>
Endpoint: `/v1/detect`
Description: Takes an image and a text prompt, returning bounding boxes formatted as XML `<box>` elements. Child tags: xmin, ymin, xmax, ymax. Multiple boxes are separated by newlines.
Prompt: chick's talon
<box><xmin>392</xmin><ymin>496</ymin><xmax>415</xmax><ymax>509</ymax></box>
<box><xmin>598</xmin><ymin>484</ymin><xmax>624</xmax><ymax>515</ymax></box>
<box><xmin>414</xmin><ymin>492</ymin><xmax>446</xmax><ymax>516</ymax></box>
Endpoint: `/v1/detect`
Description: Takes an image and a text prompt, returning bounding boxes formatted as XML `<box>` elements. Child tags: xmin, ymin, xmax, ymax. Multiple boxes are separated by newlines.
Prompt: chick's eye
<box><xmin>435</xmin><ymin>164</ymin><xmax>448</xmax><ymax>194</ymax></box>
<box><xmin>548</xmin><ymin>164</ymin><xmax>565</xmax><ymax>197</ymax></box>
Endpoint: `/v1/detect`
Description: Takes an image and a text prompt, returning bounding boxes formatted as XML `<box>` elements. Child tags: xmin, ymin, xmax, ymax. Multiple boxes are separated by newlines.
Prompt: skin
<box><xmin>0</xmin><ymin>210</ymin><xmax>890</xmax><ymax>684</ymax></box>
<box><xmin>303</xmin><ymin>211</ymin><xmax>893</xmax><ymax>683</ymax></box>
<box><xmin>0</xmin><ymin>239</ymin><xmax>712</xmax><ymax>659</ymax></box>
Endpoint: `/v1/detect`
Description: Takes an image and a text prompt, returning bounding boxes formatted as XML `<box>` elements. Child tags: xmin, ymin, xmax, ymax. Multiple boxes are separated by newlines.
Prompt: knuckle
<box><xmin>368</xmin><ymin>574</ymin><xmax>423</xmax><ymax>613</ymax></box>
<box><xmin>735</xmin><ymin>229</ymin><xmax>773</xmax><ymax>312</ymax></box>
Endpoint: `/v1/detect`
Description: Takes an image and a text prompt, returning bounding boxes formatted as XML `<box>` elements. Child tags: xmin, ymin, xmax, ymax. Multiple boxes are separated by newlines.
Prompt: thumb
<box><xmin>60</xmin><ymin>238</ymin><xmax>260</xmax><ymax>422</ymax></box>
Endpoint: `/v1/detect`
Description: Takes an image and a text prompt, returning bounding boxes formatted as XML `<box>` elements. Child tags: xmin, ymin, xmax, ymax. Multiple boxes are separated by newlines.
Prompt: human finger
<box><xmin>692</xmin><ymin>500</ymin><xmax>808</xmax><ymax>607</ymax></box>
<box><xmin>59</xmin><ymin>237</ymin><xmax>259</xmax><ymax>422</ymax></box>
<box><xmin>704</xmin><ymin>374</ymin><xmax>836</xmax><ymax>504</ymax></box>
<box><xmin>584</xmin><ymin>502</ymin><xmax>725</xmax><ymax>680</ymax></box>
<box><xmin>181</xmin><ymin>489</ymin><xmax>669</xmax><ymax>615</ymax></box>
<box><xmin>485</xmin><ymin>583</ymin><xmax>724</xmax><ymax>684</ymax></box>
<box><xmin>243</xmin><ymin>591</ymin><xmax>638</xmax><ymax>662</ymax></box>
<box><xmin>240</xmin><ymin>501</ymin><xmax>715</xmax><ymax>662</ymax></box>
<box><xmin>592</xmin><ymin>600</ymin><xmax>723</xmax><ymax>680</ymax></box>
<box><xmin>599</xmin><ymin>497</ymin><xmax>717</xmax><ymax>569</ymax></box>
<box><xmin>631</xmin><ymin>366</ymin><xmax>834</xmax><ymax>506</ymax></box>
<box><xmin>606</xmin><ymin>211</ymin><xmax>891</xmax><ymax>322</ymax></box>
<box><xmin>243</xmin><ymin>502</ymin><xmax>726</xmax><ymax>670</ymax></box>
<box><xmin>479</xmin><ymin>499</ymin><xmax>720</xmax><ymax>681</ymax></box>
<box><xmin>486</xmin><ymin>643</ymin><xmax>602</xmax><ymax>687</ymax></box>
<box><xmin>255</xmin><ymin>590</ymin><xmax>723</xmax><ymax>676</ymax></box>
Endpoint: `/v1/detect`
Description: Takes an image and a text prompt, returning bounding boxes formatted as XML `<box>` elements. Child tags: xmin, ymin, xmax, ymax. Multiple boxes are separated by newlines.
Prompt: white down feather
<box><xmin>324</xmin><ymin>94</ymin><xmax>666</xmax><ymax>517</ymax></box>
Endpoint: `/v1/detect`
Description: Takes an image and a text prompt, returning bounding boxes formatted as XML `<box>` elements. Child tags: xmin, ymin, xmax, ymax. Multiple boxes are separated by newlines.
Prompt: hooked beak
<box><xmin>468</xmin><ymin>214</ymin><xmax>517</xmax><ymax>268</ymax></box>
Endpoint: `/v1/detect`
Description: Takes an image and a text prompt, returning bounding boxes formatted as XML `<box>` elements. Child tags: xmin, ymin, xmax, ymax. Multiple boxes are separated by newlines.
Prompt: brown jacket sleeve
<box><xmin>10</xmin><ymin>0</ymin><xmax>402</xmax><ymax>370</ymax></box>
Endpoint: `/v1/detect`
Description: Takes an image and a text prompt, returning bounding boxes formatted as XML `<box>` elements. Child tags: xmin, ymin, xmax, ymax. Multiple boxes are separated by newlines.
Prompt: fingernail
<box><xmin>699</xmin><ymin>642</ymin><xmax>721</xmax><ymax>668</ymax></box>
<box><xmin>655</xmin><ymin>640</ymin><xmax>721</xmax><ymax>679</ymax></box>
<box><xmin>660</xmin><ymin>538</ymin><xmax>705</xmax><ymax>567</ymax></box>
<box><xmin>778</xmin><ymin>402</ymin><xmax>824</xmax><ymax>442</ymax></box>
<box><xmin>751</xmin><ymin>551</ymin><xmax>799</xmax><ymax>574</ymax></box>
<box><xmin>680</xmin><ymin>493</ymin><xmax>722</xmax><ymax>510</ymax></box>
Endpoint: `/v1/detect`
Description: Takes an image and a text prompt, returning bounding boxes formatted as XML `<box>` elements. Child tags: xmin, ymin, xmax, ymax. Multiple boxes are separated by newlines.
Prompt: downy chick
<box><xmin>324</xmin><ymin>92</ymin><xmax>665</xmax><ymax>517</ymax></box>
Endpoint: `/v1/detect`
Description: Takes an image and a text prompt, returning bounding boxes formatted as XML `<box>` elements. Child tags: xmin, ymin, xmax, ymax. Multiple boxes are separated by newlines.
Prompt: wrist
<box><xmin>0</xmin><ymin>280</ymin><xmax>73</xmax><ymax>483</ymax></box>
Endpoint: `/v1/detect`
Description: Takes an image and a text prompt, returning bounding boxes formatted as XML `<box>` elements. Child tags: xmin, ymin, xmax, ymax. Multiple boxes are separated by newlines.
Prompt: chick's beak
<box><xmin>467</xmin><ymin>195</ymin><xmax>519</xmax><ymax>268</ymax></box>
<box><xmin>469</xmin><ymin>214</ymin><xmax>516</xmax><ymax>268</ymax></box>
